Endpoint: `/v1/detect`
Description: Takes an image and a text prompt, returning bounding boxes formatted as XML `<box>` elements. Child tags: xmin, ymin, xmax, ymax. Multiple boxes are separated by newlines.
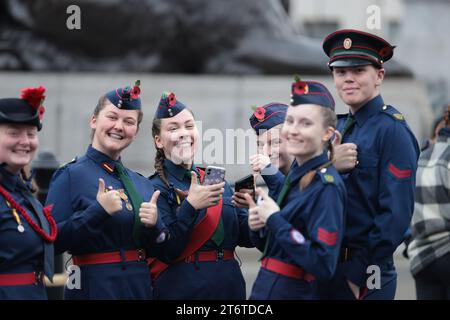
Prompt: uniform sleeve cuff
<box><xmin>140</xmin><ymin>223</ymin><xmax>169</xmax><ymax>245</ymax></box>
<box><xmin>177</xmin><ymin>199</ymin><xmax>198</xmax><ymax>224</ymax></box>
<box><xmin>266</xmin><ymin>213</ymin><xmax>285</xmax><ymax>232</ymax></box>
<box><xmin>261</xmin><ymin>163</ymin><xmax>279</xmax><ymax>176</ymax></box>
<box><xmin>86</xmin><ymin>201</ymin><xmax>111</xmax><ymax>225</ymax></box>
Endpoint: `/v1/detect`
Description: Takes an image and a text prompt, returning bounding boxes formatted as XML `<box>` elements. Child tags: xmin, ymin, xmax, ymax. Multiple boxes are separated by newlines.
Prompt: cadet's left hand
<box><xmin>139</xmin><ymin>190</ymin><xmax>160</xmax><ymax>228</ymax></box>
<box><xmin>332</xmin><ymin>130</ymin><xmax>358</xmax><ymax>172</ymax></box>
<box><xmin>253</xmin><ymin>188</ymin><xmax>280</xmax><ymax>223</ymax></box>
<box><xmin>232</xmin><ymin>188</ymin><xmax>254</xmax><ymax>208</ymax></box>
<box><xmin>244</xmin><ymin>192</ymin><xmax>265</xmax><ymax>231</ymax></box>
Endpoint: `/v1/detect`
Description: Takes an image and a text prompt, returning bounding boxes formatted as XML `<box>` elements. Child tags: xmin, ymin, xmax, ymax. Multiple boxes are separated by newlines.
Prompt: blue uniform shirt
<box><xmin>261</xmin><ymin>163</ymin><xmax>287</xmax><ymax>200</ymax></box>
<box><xmin>149</xmin><ymin>159</ymin><xmax>254</xmax><ymax>299</ymax></box>
<box><xmin>336</xmin><ymin>95</ymin><xmax>419</xmax><ymax>286</ymax></box>
<box><xmin>0</xmin><ymin>165</ymin><xmax>53</xmax><ymax>299</ymax></box>
<box><xmin>249</xmin><ymin>153</ymin><xmax>346</xmax><ymax>299</ymax></box>
<box><xmin>45</xmin><ymin>145</ymin><xmax>167</xmax><ymax>299</ymax></box>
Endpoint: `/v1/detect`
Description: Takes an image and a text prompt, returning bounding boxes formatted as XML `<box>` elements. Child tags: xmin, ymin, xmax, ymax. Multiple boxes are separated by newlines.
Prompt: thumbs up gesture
<box><xmin>139</xmin><ymin>190</ymin><xmax>160</xmax><ymax>228</ymax></box>
<box><xmin>250</xmin><ymin>154</ymin><xmax>272</xmax><ymax>175</ymax></box>
<box><xmin>244</xmin><ymin>192</ymin><xmax>265</xmax><ymax>231</ymax></box>
<box><xmin>245</xmin><ymin>188</ymin><xmax>279</xmax><ymax>225</ymax></box>
<box><xmin>96</xmin><ymin>178</ymin><xmax>122</xmax><ymax>216</ymax></box>
<box><xmin>332</xmin><ymin>130</ymin><xmax>359</xmax><ymax>173</ymax></box>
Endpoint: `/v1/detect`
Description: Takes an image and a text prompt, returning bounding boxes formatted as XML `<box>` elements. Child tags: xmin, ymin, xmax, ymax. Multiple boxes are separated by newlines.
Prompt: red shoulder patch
<box><xmin>388</xmin><ymin>163</ymin><xmax>412</xmax><ymax>179</ymax></box>
<box><xmin>317</xmin><ymin>228</ymin><xmax>337</xmax><ymax>246</ymax></box>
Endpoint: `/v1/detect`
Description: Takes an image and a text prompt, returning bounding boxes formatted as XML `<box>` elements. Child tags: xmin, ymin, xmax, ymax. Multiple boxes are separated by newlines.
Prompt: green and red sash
<box><xmin>148</xmin><ymin>168</ymin><xmax>223</xmax><ymax>280</ymax></box>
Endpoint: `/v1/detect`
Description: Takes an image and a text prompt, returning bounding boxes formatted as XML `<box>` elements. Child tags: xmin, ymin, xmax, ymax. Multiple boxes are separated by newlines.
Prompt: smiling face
<box><xmin>0</xmin><ymin>123</ymin><xmax>39</xmax><ymax>174</ymax></box>
<box><xmin>154</xmin><ymin>109</ymin><xmax>199</xmax><ymax>167</ymax></box>
<box><xmin>90</xmin><ymin>101</ymin><xmax>140</xmax><ymax>160</ymax></box>
<box><xmin>281</xmin><ymin>104</ymin><xmax>335</xmax><ymax>165</ymax></box>
<box><xmin>332</xmin><ymin>65</ymin><xmax>384</xmax><ymax>112</ymax></box>
<box><xmin>257</xmin><ymin>124</ymin><xmax>293</xmax><ymax>172</ymax></box>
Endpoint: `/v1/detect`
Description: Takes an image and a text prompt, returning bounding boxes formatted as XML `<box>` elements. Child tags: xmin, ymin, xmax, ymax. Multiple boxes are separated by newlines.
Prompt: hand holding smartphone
<box><xmin>187</xmin><ymin>166</ymin><xmax>226</xmax><ymax>210</ymax></box>
<box><xmin>202</xmin><ymin>166</ymin><xmax>226</xmax><ymax>185</ymax></box>
<box><xmin>234</xmin><ymin>174</ymin><xmax>256</xmax><ymax>202</ymax></box>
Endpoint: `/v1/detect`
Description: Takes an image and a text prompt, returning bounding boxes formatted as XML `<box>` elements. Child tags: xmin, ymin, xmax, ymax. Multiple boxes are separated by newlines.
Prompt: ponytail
<box><xmin>299</xmin><ymin>160</ymin><xmax>333</xmax><ymax>191</ymax></box>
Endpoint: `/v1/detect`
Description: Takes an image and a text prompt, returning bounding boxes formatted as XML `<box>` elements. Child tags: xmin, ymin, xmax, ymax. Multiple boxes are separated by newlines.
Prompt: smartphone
<box><xmin>234</xmin><ymin>174</ymin><xmax>256</xmax><ymax>201</ymax></box>
<box><xmin>202</xmin><ymin>166</ymin><xmax>226</xmax><ymax>186</ymax></box>
<box><xmin>234</xmin><ymin>174</ymin><xmax>255</xmax><ymax>193</ymax></box>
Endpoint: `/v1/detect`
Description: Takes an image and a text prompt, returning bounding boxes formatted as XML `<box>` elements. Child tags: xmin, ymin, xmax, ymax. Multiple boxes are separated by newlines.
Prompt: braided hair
<box><xmin>152</xmin><ymin>116</ymin><xmax>171</xmax><ymax>188</ymax></box>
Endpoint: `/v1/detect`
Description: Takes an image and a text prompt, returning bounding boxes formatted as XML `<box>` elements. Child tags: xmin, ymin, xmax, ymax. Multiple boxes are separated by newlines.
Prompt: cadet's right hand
<box><xmin>250</xmin><ymin>154</ymin><xmax>271</xmax><ymax>174</ymax></box>
<box><xmin>332</xmin><ymin>131</ymin><xmax>358</xmax><ymax>173</ymax></box>
<box><xmin>186</xmin><ymin>172</ymin><xmax>225</xmax><ymax>210</ymax></box>
<box><xmin>244</xmin><ymin>193</ymin><xmax>265</xmax><ymax>231</ymax></box>
<box><xmin>96</xmin><ymin>178</ymin><xmax>123</xmax><ymax>215</ymax></box>
<box><xmin>139</xmin><ymin>190</ymin><xmax>160</xmax><ymax>228</ymax></box>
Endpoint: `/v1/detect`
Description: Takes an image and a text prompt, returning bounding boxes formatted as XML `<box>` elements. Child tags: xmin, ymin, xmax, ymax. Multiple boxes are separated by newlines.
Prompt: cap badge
<box><xmin>343</xmin><ymin>38</ymin><xmax>352</xmax><ymax>50</ymax></box>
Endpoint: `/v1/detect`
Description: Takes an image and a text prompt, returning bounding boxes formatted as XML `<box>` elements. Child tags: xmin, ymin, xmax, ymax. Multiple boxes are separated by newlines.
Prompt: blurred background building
<box><xmin>289</xmin><ymin>0</ymin><xmax>450</xmax><ymax>112</ymax></box>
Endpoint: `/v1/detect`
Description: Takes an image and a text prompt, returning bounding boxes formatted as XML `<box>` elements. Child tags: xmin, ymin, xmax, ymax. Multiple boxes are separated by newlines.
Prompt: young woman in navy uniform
<box><xmin>0</xmin><ymin>86</ymin><xmax>56</xmax><ymax>299</ymax></box>
<box><xmin>45</xmin><ymin>82</ymin><xmax>168</xmax><ymax>299</ymax></box>
<box><xmin>322</xmin><ymin>29</ymin><xmax>419</xmax><ymax>299</ymax></box>
<box><xmin>245</xmin><ymin>79</ymin><xmax>346</xmax><ymax>300</ymax></box>
<box><xmin>148</xmin><ymin>92</ymin><xmax>254</xmax><ymax>299</ymax></box>
<box><xmin>232</xmin><ymin>103</ymin><xmax>294</xmax><ymax>207</ymax></box>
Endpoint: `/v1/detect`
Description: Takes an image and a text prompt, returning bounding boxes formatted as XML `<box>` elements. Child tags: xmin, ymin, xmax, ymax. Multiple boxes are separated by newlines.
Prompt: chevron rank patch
<box><xmin>317</xmin><ymin>227</ymin><xmax>337</xmax><ymax>246</ymax></box>
<box><xmin>388</xmin><ymin>163</ymin><xmax>412</xmax><ymax>179</ymax></box>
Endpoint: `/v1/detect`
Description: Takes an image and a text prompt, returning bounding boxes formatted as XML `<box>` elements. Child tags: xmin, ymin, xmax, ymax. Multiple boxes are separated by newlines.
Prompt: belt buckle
<box><xmin>216</xmin><ymin>249</ymin><xmax>224</xmax><ymax>262</ymax></box>
<box><xmin>137</xmin><ymin>249</ymin><xmax>146</xmax><ymax>261</ymax></box>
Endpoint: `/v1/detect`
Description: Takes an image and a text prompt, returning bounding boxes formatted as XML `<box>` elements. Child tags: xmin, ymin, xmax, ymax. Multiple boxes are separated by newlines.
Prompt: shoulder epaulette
<box><xmin>380</xmin><ymin>105</ymin><xmax>405</xmax><ymax>121</ymax></box>
<box><xmin>317</xmin><ymin>167</ymin><xmax>335</xmax><ymax>184</ymax></box>
<box><xmin>59</xmin><ymin>157</ymin><xmax>77</xmax><ymax>169</ymax></box>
